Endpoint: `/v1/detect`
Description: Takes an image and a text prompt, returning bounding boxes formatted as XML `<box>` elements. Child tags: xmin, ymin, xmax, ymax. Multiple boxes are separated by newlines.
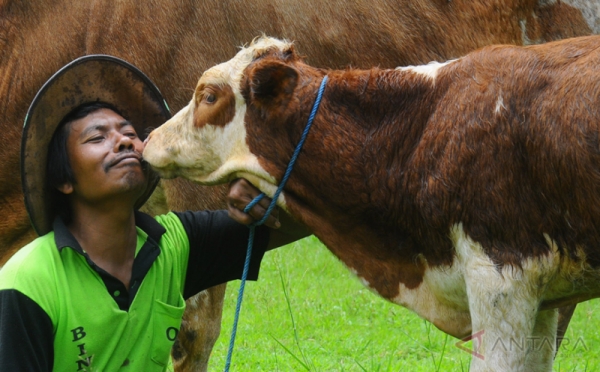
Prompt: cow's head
<box><xmin>144</xmin><ymin>36</ymin><xmax>316</xmax><ymax>200</ymax></box>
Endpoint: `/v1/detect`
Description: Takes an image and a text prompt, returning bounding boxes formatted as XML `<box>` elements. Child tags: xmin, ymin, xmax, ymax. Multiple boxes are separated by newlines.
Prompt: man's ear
<box><xmin>246</xmin><ymin>60</ymin><xmax>299</xmax><ymax>110</ymax></box>
<box><xmin>57</xmin><ymin>183</ymin><xmax>73</xmax><ymax>195</ymax></box>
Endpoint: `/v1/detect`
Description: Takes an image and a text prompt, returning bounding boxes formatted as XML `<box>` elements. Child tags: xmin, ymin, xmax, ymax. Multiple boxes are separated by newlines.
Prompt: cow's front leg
<box><xmin>453</xmin><ymin>228</ymin><xmax>553</xmax><ymax>371</ymax></box>
<box><xmin>464</xmin><ymin>268</ymin><xmax>540</xmax><ymax>372</ymax></box>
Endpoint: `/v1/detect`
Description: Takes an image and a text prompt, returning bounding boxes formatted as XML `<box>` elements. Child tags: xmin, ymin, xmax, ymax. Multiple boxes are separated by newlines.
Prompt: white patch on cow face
<box><xmin>395</xmin><ymin>59</ymin><xmax>456</xmax><ymax>81</ymax></box>
<box><xmin>561</xmin><ymin>0</ymin><xmax>600</xmax><ymax>33</ymax></box>
<box><xmin>144</xmin><ymin>37</ymin><xmax>295</xmax><ymax>195</ymax></box>
<box><xmin>145</xmin><ymin>97</ymin><xmax>276</xmax><ymax>187</ymax></box>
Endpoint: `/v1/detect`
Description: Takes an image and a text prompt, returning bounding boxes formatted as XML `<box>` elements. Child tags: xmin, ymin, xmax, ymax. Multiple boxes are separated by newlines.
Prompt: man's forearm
<box><xmin>266</xmin><ymin>210</ymin><xmax>311</xmax><ymax>250</ymax></box>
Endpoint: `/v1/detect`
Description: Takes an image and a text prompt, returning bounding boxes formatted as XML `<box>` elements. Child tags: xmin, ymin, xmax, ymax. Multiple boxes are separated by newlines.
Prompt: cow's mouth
<box><xmin>146</xmin><ymin>162</ymin><xmax>181</xmax><ymax>179</ymax></box>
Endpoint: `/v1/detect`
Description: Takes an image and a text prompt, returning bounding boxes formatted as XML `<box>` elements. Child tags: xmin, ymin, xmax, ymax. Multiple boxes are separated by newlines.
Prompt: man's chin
<box><xmin>119</xmin><ymin>172</ymin><xmax>149</xmax><ymax>193</ymax></box>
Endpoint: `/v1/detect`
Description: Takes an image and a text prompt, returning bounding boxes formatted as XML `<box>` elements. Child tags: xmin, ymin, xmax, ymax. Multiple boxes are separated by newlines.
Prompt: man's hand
<box><xmin>228</xmin><ymin>178</ymin><xmax>311</xmax><ymax>249</ymax></box>
<box><xmin>227</xmin><ymin>178</ymin><xmax>281</xmax><ymax>229</ymax></box>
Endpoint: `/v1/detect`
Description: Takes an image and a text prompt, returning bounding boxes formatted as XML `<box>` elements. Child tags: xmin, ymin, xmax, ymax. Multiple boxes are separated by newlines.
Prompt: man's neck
<box><xmin>67</xmin><ymin>203</ymin><xmax>138</xmax><ymax>288</ymax></box>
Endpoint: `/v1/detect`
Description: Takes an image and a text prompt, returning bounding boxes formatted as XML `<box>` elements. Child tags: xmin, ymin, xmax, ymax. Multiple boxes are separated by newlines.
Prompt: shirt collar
<box><xmin>53</xmin><ymin>211</ymin><xmax>166</xmax><ymax>251</ymax></box>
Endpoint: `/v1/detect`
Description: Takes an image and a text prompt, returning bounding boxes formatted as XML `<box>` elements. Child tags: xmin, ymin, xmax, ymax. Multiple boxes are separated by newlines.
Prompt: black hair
<box><xmin>46</xmin><ymin>101</ymin><xmax>125</xmax><ymax>223</ymax></box>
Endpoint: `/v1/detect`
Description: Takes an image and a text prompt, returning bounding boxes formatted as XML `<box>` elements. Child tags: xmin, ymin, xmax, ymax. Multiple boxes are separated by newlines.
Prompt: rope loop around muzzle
<box><xmin>224</xmin><ymin>75</ymin><xmax>329</xmax><ymax>372</ymax></box>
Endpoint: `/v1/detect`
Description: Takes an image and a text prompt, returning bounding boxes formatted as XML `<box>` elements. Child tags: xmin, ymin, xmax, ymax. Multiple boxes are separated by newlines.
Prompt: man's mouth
<box><xmin>105</xmin><ymin>153</ymin><xmax>143</xmax><ymax>171</ymax></box>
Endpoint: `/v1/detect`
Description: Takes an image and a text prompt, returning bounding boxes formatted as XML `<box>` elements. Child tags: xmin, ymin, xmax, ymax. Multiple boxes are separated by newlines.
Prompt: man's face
<box><xmin>61</xmin><ymin>108</ymin><xmax>148</xmax><ymax>205</ymax></box>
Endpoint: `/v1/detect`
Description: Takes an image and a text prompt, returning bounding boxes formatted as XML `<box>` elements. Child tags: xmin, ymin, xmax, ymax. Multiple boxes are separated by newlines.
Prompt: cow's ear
<box><xmin>247</xmin><ymin>60</ymin><xmax>299</xmax><ymax>108</ymax></box>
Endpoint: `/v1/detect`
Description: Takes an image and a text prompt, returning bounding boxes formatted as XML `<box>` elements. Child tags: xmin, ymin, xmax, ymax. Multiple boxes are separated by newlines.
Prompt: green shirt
<box><xmin>0</xmin><ymin>210</ymin><xmax>269</xmax><ymax>371</ymax></box>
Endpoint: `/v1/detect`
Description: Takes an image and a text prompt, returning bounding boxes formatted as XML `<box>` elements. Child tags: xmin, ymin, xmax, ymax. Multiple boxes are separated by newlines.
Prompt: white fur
<box><xmin>395</xmin><ymin>60</ymin><xmax>456</xmax><ymax>81</ymax></box>
<box><xmin>495</xmin><ymin>95</ymin><xmax>506</xmax><ymax>114</ymax></box>
<box><xmin>391</xmin><ymin>255</ymin><xmax>472</xmax><ymax>338</ymax></box>
<box><xmin>451</xmin><ymin>224</ymin><xmax>565</xmax><ymax>371</ymax></box>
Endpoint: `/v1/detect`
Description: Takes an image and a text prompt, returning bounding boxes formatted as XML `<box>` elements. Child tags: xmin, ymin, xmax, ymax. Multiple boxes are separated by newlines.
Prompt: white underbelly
<box><xmin>348</xmin><ymin>224</ymin><xmax>600</xmax><ymax>339</ymax></box>
<box><xmin>350</xmin><ymin>252</ymin><xmax>472</xmax><ymax>338</ymax></box>
<box><xmin>391</xmin><ymin>260</ymin><xmax>472</xmax><ymax>338</ymax></box>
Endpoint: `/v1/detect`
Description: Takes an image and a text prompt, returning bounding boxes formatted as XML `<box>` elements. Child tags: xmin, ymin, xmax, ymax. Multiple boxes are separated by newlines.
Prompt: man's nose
<box><xmin>115</xmin><ymin>133</ymin><xmax>135</xmax><ymax>151</ymax></box>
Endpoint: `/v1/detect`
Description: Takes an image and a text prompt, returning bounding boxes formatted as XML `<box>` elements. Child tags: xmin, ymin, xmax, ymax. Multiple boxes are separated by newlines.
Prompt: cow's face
<box><xmin>143</xmin><ymin>37</ymin><xmax>295</xmax><ymax>191</ymax></box>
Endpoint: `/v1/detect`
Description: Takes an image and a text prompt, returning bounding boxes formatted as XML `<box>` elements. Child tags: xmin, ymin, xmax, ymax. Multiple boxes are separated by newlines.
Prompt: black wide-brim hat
<box><xmin>21</xmin><ymin>54</ymin><xmax>171</xmax><ymax>236</ymax></box>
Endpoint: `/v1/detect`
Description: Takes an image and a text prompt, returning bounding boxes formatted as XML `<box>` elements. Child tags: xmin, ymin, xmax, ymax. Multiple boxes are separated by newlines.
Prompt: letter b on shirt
<box><xmin>71</xmin><ymin>326</ymin><xmax>87</xmax><ymax>342</ymax></box>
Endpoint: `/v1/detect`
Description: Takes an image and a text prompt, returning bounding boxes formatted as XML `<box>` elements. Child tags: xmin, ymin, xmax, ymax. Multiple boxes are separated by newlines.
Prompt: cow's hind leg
<box><xmin>171</xmin><ymin>284</ymin><xmax>227</xmax><ymax>372</ymax></box>
<box><xmin>524</xmin><ymin>308</ymin><xmax>557</xmax><ymax>372</ymax></box>
<box><xmin>556</xmin><ymin>304</ymin><xmax>576</xmax><ymax>353</ymax></box>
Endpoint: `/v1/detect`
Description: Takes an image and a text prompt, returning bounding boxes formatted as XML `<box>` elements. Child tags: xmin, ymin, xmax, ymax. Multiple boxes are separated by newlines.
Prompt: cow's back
<box><xmin>410</xmin><ymin>36</ymin><xmax>600</xmax><ymax>268</ymax></box>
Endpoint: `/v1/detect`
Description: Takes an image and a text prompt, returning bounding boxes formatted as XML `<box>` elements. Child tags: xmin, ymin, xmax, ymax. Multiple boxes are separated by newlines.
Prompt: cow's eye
<box><xmin>205</xmin><ymin>94</ymin><xmax>216</xmax><ymax>103</ymax></box>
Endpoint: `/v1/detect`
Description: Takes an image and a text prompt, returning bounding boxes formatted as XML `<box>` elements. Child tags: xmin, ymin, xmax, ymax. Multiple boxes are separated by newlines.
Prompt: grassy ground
<box><xmin>203</xmin><ymin>237</ymin><xmax>599</xmax><ymax>371</ymax></box>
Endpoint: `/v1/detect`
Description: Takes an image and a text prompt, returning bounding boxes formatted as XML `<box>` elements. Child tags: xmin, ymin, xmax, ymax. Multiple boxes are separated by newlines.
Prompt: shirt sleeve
<box><xmin>174</xmin><ymin>210</ymin><xmax>270</xmax><ymax>299</ymax></box>
<box><xmin>0</xmin><ymin>289</ymin><xmax>54</xmax><ymax>371</ymax></box>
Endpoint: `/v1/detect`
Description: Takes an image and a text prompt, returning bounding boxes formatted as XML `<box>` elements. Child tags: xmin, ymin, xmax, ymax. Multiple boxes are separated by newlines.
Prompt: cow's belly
<box><xmin>536</xmin><ymin>234</ymin><xmax>600</xmax><ymax>308</ymax></box>
<box><xmin>540</xmin><ymin>266</ymin><xmax>600</xmax><ymax>309</ymax></box>
<box><xmin>348</xmin><ymin>230</ymin><xmax>600</xmax><ymax>339</ymax></box>
<box><xmin>352</xmin><ymin>259</ymin><xmax>472</xmax><ymax>339</ymax></box>
<box><xmin>308</xmin><ymin>215</ymin><xmax>600</xmax><ymax>340</ymax></box>
<box><xmin>395</xmin><ymin>262</ymin><xmax>472</xmax><ymax>338</ymax></box>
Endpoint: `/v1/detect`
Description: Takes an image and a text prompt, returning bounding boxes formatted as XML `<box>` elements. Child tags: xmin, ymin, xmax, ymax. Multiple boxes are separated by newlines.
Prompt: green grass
<box><xmin>204</xmin><ymin>236</ymin><xmax>600</xmax><ymax>371</ymax></box>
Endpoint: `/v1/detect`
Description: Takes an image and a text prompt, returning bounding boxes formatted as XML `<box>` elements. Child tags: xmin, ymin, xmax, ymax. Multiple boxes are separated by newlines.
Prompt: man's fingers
<box><xmin>229</xmin><ymin>198</ymin><xmax>280</xmax><ymax>229</ymax></box>
<box><xmin>246</xmin><ymin>201</ymin><xmax>280</xmax><ymax>229</ymax></box>
<box><xmin>227</xmin><ymin>178</ymin><xmax>280</xmax><ymax>228</ymax></box>
<box><xmin>228</xmin><ymin>205</ymin><xmax>254</xmax><ymax>226</ymax></box>
<box><xmin>257</xmin><ymin>193</ymin><xmax>272</xmax><ymax>210</ymax></box>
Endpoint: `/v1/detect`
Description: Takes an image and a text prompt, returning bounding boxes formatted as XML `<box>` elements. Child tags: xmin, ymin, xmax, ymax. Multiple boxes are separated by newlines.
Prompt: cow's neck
<box><xmin>262</xmin><ymin>67</ymin><xmax>457</xmax><ymax>298</ymax></box>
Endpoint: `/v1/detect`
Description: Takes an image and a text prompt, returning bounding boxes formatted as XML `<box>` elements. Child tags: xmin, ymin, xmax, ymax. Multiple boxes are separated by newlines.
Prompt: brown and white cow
<box><xmin>0</xmin><ymin>1</ymin><xmax>598</xmax><ymax>370</ymax></box>
<box><xmin>144</xmin><ymin>35</ymin><xmax>600</xmax><ymax>371</ymax></box>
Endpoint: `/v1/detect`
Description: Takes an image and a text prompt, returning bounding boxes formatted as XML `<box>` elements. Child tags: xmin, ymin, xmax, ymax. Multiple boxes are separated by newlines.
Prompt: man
<box><xmin>0</xmin><ymin>55</ymin><xmax>307</xmax><ymax>371</ymax></box>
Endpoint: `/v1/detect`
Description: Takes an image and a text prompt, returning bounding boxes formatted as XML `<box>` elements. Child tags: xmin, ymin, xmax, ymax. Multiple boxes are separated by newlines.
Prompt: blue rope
<box><xmin>223</xmin><ymin>75</ymin><xmax>328</xmax><ymax>371</ymax></box>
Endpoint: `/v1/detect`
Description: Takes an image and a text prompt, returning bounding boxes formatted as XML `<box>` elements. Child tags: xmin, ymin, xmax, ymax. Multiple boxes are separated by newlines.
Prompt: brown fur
<box><xmin>239</xmin><ymin>35</ymin><xmax>600</xmax><ymax>302</ymax></box>
<box><xmin>194</xmin><ymin>85</ymin><xmax>236</xmax><ymax>128</ymax></box>
<box><xmin>0</xmin><ymin>0</ymin><xmax>595</xmax><ymax>369</ymax></box>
